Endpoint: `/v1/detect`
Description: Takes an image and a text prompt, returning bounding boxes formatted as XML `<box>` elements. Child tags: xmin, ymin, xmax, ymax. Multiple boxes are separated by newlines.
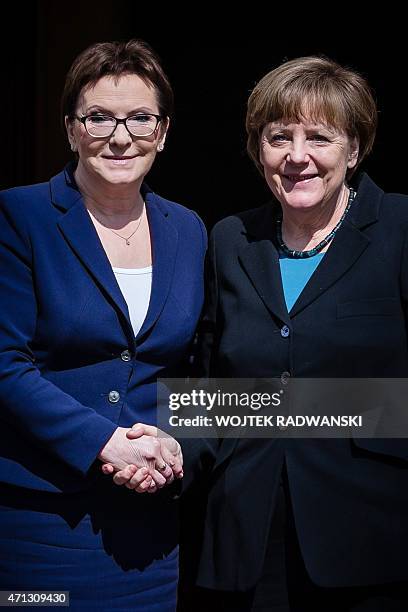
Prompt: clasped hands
<box><xmin>98</xmin><ymin>424</ymin><xmax>183</xmax><ymax>493</ymax></box>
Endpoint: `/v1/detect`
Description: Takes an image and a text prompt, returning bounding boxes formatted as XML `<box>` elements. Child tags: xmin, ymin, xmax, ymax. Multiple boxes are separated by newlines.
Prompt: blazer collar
<box><xmin>51</xmin><ymin>164</ymin><xmax>178</xmax><ymax>345</ymax></box>
<box><xmin>346</xmin><ymin>171</ymin><xmax>383</xmax><ymax>228</ymax></box>
<box><xmin>289</xmin><ymin>172</ymin><xmax>382</xmax><ymax>316</ymax></box>
<box><xmin>238</xmin><ymin>173</ymin><xmax>382</xmax><ymax>322</ymax></box>
<box><xmin>49</xmin><ymin>162</ymin><xmax>83</xmax><ymax>211</ymax></box>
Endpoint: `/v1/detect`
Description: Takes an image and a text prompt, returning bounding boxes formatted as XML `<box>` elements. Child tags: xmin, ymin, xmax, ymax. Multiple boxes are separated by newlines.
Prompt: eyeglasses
<box><xmin>76</xmin><ymin>113</ymin><xmax>163</xmax><ymax>138</ymax></box>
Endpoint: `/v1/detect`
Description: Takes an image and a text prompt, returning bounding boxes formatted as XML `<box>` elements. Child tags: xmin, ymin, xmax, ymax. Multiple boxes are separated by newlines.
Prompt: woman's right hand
<box><xmin>100</xmin><ymin>425</ymin><xmax>183</xmax><ymax>493</ymax></box>
<box><xmin>97</xmin><ymin>427</ymin><xmax>168</xmax><ymax>492</ymax></box>
<box><xmin>127</xmin><ymin>424</ymin><xmax>183</xmax><ymax>479</ymax></box>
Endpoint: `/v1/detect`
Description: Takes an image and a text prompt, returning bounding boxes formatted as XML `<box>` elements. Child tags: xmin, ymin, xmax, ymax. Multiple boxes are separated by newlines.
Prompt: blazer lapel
<box><xmin>51</xmin><ymin>167</ymin><xmax>133</xmax><ymax>342</ymax></box>
<box><xmin>57</xmin><ymin>203</ymin><xmax>132</xmax><ymax>322</ymax></box>
<box><xmin>239</xmin><ymin>240</ymin><xmax>290</xmax><ymax>325</ymax></box>
<box><xmin>289</xmin><ymin>222</ymin><xmax>371</xmax><ymax>317</ymax></box>
<box><xmin>51</xmin><ymin>168</ymin><xmax>179</xmax><ymax>344</ymax></box>
<box><xmin>238</xmin><ymin>205</ymin><xmax>290</xmax><ymax>326</ymax></box>
<box><xmin>236</xmin><ymin>173</ymin><xmax>382</xmax><ymax>323</ymax></box>
<box><xmin>290</xmin><ymin>173</ymin><xmax>382</xmax><ymax>317</ymax></box>
<box><xmin>136</xmin><ymin>189</ymin><xmax>178</xmax><ymax>341</ymax></box>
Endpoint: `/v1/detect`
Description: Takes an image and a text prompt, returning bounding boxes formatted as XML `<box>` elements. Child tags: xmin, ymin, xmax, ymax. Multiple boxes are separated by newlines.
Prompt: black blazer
<box><xmin>195</xmin><ymin>173</ymin><xmax>408</xmax><ymax>591</ymax></box>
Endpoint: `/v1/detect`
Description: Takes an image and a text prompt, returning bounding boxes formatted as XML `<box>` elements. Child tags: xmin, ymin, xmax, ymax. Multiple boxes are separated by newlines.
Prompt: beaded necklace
<box><xmin>276</xmin><ymin>188</ymin><xmax>356</xmax><ymax>259</ymax></box>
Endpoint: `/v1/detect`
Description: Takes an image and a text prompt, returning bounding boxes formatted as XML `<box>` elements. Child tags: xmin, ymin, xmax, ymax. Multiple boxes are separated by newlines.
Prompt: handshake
<box><xmin>97</xmin><ymin>424</ymin><xmax>183</xmax><ymax>494</ymax></box>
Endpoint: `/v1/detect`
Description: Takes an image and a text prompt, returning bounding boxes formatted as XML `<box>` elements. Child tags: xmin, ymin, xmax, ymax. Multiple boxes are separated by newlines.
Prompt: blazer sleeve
<box><xmin>176</xmin><ymin>227</ymin><xmax>221</xmax><ymax>490</ymax></box>
<box><xmin>400</xmin><ymin>222</ymin><xmax>408</xmax><ymax>324</ymax></box>
<box><xmin>0</xmin><ymin>190</ymin><xmax>117</xmax><ymax>476</ymax></box>
<box><xmin>352</xmin><ymin>219</ymin><xmax>408</xmax><ymax>463</ymax></box>
<box><xmin>193</xmin><ymin>228</ymin><xmax>219</xmax><ymax>378</ymax></box>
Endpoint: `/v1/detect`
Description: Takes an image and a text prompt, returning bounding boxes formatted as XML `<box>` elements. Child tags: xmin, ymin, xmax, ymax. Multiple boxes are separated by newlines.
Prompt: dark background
<box><xmin>2</xmin><ymin>3</ymin><xmax>404</xmax><ymax>228</ymax></box>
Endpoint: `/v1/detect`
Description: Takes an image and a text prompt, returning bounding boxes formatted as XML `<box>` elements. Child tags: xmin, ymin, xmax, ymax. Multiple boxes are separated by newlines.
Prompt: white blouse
<box><xmin>112</xmin><ymin>266</ymin><xmax>152</xmax><ymax>337</ymax></box>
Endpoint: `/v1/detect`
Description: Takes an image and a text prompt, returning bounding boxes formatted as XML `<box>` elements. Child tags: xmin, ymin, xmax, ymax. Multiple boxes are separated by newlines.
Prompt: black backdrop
<box><xmin>2</xmin><ymin>3</ymin><xmax>405</xmax><ymax>229</ymax></box>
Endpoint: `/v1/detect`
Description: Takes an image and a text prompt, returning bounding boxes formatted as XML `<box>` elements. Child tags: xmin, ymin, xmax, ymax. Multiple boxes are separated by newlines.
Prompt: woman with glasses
<box><xmin>0</xmin><ymin>39</ymin><xmax>208</xmax><ymax>611</ymax></box>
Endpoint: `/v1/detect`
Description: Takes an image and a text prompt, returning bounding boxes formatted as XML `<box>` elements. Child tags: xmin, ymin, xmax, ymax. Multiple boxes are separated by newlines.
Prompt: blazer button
<box><xmin>280</xmin><ymin>371</ymin><xmax>291</xmax><ymax>385</ymax></box>
<box><xmin>280</xmin><ymin>325</ymin><xmax>290</xmax><ymax>338</ymax></box>
<box><xmin>108</xmin><ymin>390</ymin><xmax>120</xmax><ymax>403</ymax></box>
<box><xmin>120</xmin><ymin>350</ymin><xmax>131</xmax><ymax>362</ymax></box>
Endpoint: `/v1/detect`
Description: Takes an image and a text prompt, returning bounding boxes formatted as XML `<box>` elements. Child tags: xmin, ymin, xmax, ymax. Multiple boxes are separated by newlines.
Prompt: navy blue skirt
<box><xmin>0</xmin><ymin>479</ymin><xmax>179</xmax><ymax>611</ymax></box>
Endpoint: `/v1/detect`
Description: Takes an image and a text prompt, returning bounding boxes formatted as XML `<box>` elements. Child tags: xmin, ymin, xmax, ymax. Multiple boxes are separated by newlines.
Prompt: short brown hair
<box><xmin>62</xmin><ymin>39</ymin><xmax>174</xmax><ymax>126</ymax></box>
<box><xmin>246</xmin><ymin>56</ymin><xmax>377</xmax><ymax>176</ymax></box>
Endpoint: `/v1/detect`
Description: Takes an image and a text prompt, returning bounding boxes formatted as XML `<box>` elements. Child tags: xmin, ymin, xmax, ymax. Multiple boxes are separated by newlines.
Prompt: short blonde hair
<box><xmin>246</xmin><ymin>56</ymin><xmax>377</xmax><ymax>176</ymax></box>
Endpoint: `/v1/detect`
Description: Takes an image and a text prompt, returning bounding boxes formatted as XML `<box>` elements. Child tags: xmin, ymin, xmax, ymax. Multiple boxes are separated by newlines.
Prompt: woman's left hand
<box><xmin>101</xmin><ymin>462</ymin><xmax>157</xmax><ymax>493</ymax></box>
<box><xmin>101</xmin><ymin>424</ymin><xmax>183</xmax><ymax>493</ymax></box>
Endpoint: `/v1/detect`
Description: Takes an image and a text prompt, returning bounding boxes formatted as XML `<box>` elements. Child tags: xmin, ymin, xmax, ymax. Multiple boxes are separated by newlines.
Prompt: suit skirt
<box><xmin>0</xmin><ymin>478</ymin><xmax>179</xmax><ymax>612</ymax></box>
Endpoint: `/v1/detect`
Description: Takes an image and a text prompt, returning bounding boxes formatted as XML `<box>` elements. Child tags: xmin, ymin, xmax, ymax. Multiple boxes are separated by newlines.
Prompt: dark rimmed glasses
<box><xmin>76</xmin><ymin>113</ymin><xmax>163</xmax><ymax>138</ymax></box>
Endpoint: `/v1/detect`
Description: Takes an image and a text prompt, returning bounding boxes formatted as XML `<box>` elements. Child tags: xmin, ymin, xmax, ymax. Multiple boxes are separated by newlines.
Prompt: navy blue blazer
<box><xmin>195</xmin><ymin>173</ymin><xmax>408</xmax><ymax>590</ymax></box>
<box><xmin>0</xmin><ymin>165</ymin><xmax>206</xmax><ymax>493</ymax></box>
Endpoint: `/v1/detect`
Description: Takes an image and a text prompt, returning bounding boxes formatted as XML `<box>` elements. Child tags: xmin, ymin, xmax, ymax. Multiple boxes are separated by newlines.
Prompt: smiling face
<box><xmin>259</xmin><ymin>119</ymin><xmax>359</xmax><ymax>214</ymax></box>
<box><xmin>65</xmin><ymin>73</ymin><xmax>168</xmax><ymax>192</ymax></box>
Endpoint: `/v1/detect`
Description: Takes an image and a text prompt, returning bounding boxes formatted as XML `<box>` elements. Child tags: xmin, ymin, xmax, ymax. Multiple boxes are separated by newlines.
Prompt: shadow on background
<box><xmin>2</xmin><ymin>3</ymin><xmax>405</xmax><ymax>228</ymax></box>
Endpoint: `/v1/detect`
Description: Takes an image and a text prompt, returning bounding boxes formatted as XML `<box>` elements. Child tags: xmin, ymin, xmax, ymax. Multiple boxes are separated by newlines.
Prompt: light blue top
<box><xmin>279</xmin><ymin>252</ymin><xmax>325</xmax><ymax>312</ymax></box>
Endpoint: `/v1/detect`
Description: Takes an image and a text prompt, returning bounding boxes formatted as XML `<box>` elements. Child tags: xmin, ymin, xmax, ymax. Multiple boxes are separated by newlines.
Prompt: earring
<box><xmin>157</xmin><ymin>143</ymin><xmax>164</xmax><ymax>152</ymax></box>
<box><xmin>70</xmin><ymin>143</ymin><xmax>77</xmax><ymax>152</ymax></box>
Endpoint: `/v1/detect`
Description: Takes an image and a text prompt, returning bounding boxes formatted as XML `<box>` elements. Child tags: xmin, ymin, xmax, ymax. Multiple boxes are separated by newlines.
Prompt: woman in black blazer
<box><xmin>191</xmin><ymin>57</ymin><xmax>408</xmax><ymax>611</ymax></box>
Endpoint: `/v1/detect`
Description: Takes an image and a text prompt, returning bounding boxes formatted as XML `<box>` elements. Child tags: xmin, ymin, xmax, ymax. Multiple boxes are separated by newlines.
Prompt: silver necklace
<box><xmin>87</xmin><ymin>200</ymin><xmax>145</xmax><ymax>246</ymax></box>
<box><xmin>106</xmin><ymin>209</ymin><xmax>144</xmax><ymax>245</ymax></box>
